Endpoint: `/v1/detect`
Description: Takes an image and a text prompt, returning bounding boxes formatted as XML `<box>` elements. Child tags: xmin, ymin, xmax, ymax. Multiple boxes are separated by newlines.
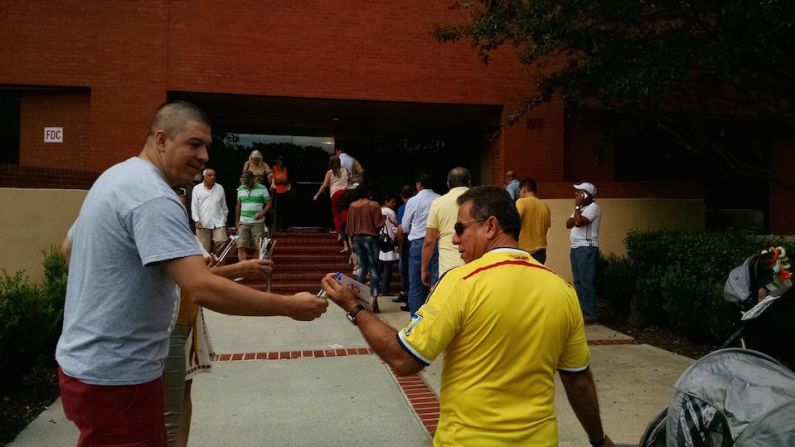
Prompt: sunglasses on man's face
<box><xmin>454</xmin><ymin>218</ymin><xmax>487</xmax><ymax>236</ymax></box>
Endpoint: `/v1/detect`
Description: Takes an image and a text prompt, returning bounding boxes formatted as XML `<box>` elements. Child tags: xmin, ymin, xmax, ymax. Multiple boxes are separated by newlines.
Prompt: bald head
<box><xmin>506</xmin><ymin>170</ymin><xmax>516</xmax><ymax>180</ymax></box>
<box><xmin>148</xmin><ymin>101</ymin><xmax>211</xmax><ymax>140</ymax></box>
<box><xmin>447</xmin><ymin>166</ymin><xmax>471</xmax><ymax>188</ymax></box>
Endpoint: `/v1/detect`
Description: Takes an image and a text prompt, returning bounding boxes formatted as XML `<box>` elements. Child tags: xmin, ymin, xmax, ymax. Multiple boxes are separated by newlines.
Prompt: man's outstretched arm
<box><xmin>321</xmin><ymin>274</ymin><xmax>425</xmax><ymax>376</ymax></box>
<box><xmin>165</xmin><ymin>255</ymin><xmax>327</xmax><ymax>321</ymax></box>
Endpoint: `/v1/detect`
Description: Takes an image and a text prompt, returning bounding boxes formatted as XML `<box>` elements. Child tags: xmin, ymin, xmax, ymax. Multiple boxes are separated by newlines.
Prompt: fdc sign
<box><xmin>44</xmin><ymin>127</ymin><xmax>63</xmax><ymax>143</ymax></box>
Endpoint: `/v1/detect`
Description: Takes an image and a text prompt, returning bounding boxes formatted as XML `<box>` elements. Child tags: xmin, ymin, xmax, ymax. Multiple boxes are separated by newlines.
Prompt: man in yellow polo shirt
<box><xmin>321</xmin><ymin>185</ymin><xmax>614</xmax><ymax>447</ymax></box>
<box><xmin>421</xmin><ymin>166</ymin><xmax>470</xmax><ymax>287</ymax></box>
<box><xmin>516</xmin><ymin>177</ymin><xmax>551</xmax><ymax>263</ymax></box>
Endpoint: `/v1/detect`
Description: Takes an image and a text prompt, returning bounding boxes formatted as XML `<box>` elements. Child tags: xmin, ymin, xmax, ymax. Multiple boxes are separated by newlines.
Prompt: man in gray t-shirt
<box><xmin>56</xmin><ymin>101</ymin><xmax>328</xmax><ymax>446</ymax></box>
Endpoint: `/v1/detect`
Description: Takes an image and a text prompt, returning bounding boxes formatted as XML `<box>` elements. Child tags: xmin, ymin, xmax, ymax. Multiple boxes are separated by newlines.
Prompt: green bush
<box><xmin>41</xmin><ymin>247</ymin><xmax>68</xmax><ymax>354</ymax></box>
<box><xmin>603</xmin><ymin>230</ymin><xmax>789</xmax><ymax>344</ymax></box>
<box><xmin>656</xmin><ymin>266</ymin><xmax>737</xmax><ymax>342</ymax></box>
<box><xmin>0</xmin><ymin>247</ymin><xmax>68</xmax><ymax>390</ymax></box>
<box><xmin>595</xmin><ymin>253</ymin><xmax>635</xmax><ymax>316</ymax></box>
<box><xmin>0</xmin><ymin>271</ymin><xmax>49</xmax><ymax>388</ymax></box>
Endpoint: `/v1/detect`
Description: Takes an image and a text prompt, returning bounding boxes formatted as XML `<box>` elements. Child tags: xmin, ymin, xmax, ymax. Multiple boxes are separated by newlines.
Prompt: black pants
<box><xmin>399</xmin><ymin>235</ymin><xmax>410</xmax><ymax>295</ymax></box>
<box><xmin>531</xmin><ymin>248</ymin><xmax>547</xmax><ymax>264</ymax></box>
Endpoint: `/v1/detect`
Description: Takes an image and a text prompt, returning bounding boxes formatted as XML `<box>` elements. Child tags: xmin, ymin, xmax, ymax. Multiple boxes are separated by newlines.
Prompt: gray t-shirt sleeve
<box><xmin>67</xmin><ymin>219</ymin><xmax>77</xmax><ymax>240</ymax></box>
<box><xmin>128</xmin><ymin>197</ymin><xmax>202</xmax><ymax>266</ymax></box>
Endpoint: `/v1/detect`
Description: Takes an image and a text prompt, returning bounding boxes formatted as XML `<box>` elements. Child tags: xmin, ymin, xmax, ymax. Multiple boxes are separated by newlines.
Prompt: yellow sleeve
<box><xmin>397</xmin><ymin>275</ymin><xmax>463</xmax><ymax>364</ymax></box>
<box><xmin>558</xmin><ymin>292</ymin><xmax>590</xmax><ymax>371</ymax></box>
<box><xmin>544</xmin><ymin>203</ymin><xmax>551</xmax><ymax>228</ymax></box>
<box><xmin>425</xmin><ymin>199</ymin><xmax>440</xmax><ymax>231</ymax></box>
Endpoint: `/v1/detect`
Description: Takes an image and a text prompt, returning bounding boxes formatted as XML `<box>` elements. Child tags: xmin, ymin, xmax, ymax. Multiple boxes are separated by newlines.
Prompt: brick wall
<box><xmin>0</xmin><ymin>164</ymin><xmax>98</xmax><ymax>189</ymax></box>
<box><xmin>0</xmin><ymin>0</ymin><xmax>785</xmax><ymax>226</ymax></box>
<box><xmin>0</xmin><ymin>1</ymin><xmax>550</xmax><ymax>178</ymax></box>
<box><xmin>19</xmin><ymin>90</ymin><xmax>91</xmax><ymax>170</ymax></box>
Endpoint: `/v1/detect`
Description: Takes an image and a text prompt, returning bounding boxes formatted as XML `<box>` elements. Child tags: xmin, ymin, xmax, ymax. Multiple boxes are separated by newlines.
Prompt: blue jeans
<box><xmin>408</xmin><ymin>238</ymin><xmax>438</xmax><ymax>315</ymax></box>
<box><xmin>571</xmin><ymin>246</ymin><xmax>599</xmax><ymax>320</ymax></box>
<box><xmin>399</xmin><ymin>235</ymin><xmax>410</xmax><ymax>296</ymax></box>
<box><xmin>354</xmin><ymin>235</ymin><xmax>380</xmax><ymax>296</ymax></box>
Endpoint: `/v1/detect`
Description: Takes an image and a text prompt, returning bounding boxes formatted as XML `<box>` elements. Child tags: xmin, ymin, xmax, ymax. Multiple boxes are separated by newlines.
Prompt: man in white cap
<box><xmin>566</xmin><ymin>182</ymin><xmax>601</xmax><ymax>323</ymax></box>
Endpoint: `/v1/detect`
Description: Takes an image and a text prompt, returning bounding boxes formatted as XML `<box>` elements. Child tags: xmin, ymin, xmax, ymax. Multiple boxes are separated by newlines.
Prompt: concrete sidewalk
<box><xmin>10</xmin><ymin>298</ymin><xmax>693</xmax><ymax>446</ymax></box>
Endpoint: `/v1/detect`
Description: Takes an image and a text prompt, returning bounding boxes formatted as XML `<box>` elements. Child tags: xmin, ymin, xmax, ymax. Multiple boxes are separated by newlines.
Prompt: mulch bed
<box><xmin>0</xmin><ymin>359</ymin><xmax>59</xmax><ymax>446</ymax></box>
<box><xmin>598</xmin><ymin>304</ymin><xmax>717</xmax><ymax>360</ymax></box>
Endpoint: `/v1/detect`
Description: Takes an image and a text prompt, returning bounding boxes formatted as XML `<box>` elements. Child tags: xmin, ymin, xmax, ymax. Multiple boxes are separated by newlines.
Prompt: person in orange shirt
<box><xmin>270</xmin><ymin>155</ymin><xmax>290</xmax><ymax>231</ymax></box>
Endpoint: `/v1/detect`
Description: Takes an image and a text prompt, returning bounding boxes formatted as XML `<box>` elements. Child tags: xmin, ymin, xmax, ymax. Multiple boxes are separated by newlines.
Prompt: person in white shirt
<box><xmin>565</xmin><ymin>182</ymin><xmax>602</xmax><ymax>323</ymax></box>
<box><xmin>191</xmin><ymin>168</ymin><xmax>228</xmax><ymax>253</ymax></box>
<box><xmin>378</xmin><ymin>194</ymin><xmax>400</xmax><ymax>297</ymax></box>
<box><xmin>335</xmin><ymin>146</ymin><xmax>365</xmax><ymax>182</ymax></box>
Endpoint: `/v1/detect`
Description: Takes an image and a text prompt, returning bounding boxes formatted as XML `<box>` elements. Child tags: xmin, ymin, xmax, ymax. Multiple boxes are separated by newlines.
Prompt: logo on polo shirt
<box><xmin>404</xmin><ymin>314</ymin><xmax>423</xmax><ymax>337</ymax></box>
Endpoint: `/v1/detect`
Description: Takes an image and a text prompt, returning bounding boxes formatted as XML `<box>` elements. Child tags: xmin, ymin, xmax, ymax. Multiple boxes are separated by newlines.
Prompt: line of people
<box><xmin>190</xmin><ymin>152</ymin><xmax>288</xmax><ymax>259</ymax></box>
<box><xmin>57</xmin><ymin>100</ymin><xmax>613</xmax><ymax>447</ymax></box>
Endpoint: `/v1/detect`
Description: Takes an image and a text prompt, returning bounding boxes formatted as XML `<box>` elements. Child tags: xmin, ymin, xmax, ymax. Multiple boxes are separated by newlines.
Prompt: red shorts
<box><xmin>58</xmin><ymin>368</ymin><xmax>167</xmax><ymax>447</ymax></box>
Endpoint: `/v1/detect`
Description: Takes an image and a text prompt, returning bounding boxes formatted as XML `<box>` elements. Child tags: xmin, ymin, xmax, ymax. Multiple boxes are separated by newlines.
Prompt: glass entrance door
<box><xmin>211</xmin><ymin>133</ymin><xmax>335</xmax><ymax>231</ymax></box>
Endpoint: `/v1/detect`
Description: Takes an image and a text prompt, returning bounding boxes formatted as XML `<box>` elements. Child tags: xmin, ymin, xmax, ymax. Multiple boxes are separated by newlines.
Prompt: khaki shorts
<box><xmin>195</xmin><ymin>227</ymin><xmax>228</xmax><ymax>252</ymax></box>
<box><xmin>237</xmin><ymin>222</ymin><xmax>267</xmax><ymax>248</ymax></box>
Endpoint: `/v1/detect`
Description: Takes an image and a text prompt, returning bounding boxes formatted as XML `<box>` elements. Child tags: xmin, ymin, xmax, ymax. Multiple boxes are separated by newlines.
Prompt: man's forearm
<box><xmin>192</xmin><ymin>273</ymin><xmax>293</xmax><ymax>316</ymax></box>
<box><xmin>211</xmin><ymin>262</ymin><xmax>247</xmax><ymax>280</ymax></box>
<box><xmin>420</xmin><ymin>232</ymin><xmax>437</xmax><ymax>272</ymax></box>
<box><xmin>171</xmin><ymin>259</ymin><xmax>293</xmax><ymax>317</ymax></box>
<box><xmin>60</xmin><ymin>237</ymin><xmax>72</xmax><ymax>263</ymax></box>
<box><xmin>560</xmin><ymin>369</ymin><xmax>607</xmax><ymax>444</ymax></box>
<box><xmin>354</xmin><ymin>310</ymin><xmax>423</xmax><ymax>376</ymax></box>
<box><xmin>565</xmin><ymin>217</ymin><xmax>575</xmax><ymax>229</ymax></box>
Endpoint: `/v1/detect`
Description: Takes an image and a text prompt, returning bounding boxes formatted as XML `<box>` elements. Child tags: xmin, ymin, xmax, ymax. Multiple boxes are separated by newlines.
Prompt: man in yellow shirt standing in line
<box><xmin>321</xmin><ymin>185</ymin><xmax>614</xmax><ymax>447</ymax></box>
<box><xmin>516</xmin><ymin>178</ymin><xmax>552</xmax><ymax>264</ymax></box>
<box><xmin>421</xmin><ymin>167</ymin><xmax>471</xmax><ymax>287</ymax></box>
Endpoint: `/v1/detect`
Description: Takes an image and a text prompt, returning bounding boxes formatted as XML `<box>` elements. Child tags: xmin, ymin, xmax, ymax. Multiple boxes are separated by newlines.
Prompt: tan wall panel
<box><xmin>544</xmin><ymin>198</ymin><xmax>705</xmax><ymax>281</ymax></box>
<box><xmin>1</xmin><ymin>190</ymin><xmax>703</xmax><ymax>285</ymax></box>
<box><xmin>0</xmin><ymin>188</ymin><xmax>86</xmax><ymax>283</ymax></box>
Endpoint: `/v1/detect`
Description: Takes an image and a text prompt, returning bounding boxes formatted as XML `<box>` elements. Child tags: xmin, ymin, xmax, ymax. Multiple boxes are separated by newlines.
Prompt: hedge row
<box><xmin>0</xmin><ymin>247</ymin><xmax>67</xmax><ymax>389</ymax></box>
<box><xmin>596</xmin><ymin>230</ymin><xmax>790</xmax><ymax>344</ymax></box>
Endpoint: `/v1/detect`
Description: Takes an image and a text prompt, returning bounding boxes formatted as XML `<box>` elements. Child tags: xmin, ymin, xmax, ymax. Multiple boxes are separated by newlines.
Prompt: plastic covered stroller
<box><xmin>638</xmin><ymin>348</ymin><xmax>795</xmax><ymax>446</ymax></box>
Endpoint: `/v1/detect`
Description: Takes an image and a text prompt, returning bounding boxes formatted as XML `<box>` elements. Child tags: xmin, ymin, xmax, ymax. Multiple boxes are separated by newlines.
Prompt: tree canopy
<box><xmin>434</xmin><ymin>0</ymin><xmax>795</xmax><ymax>183</ymax></box>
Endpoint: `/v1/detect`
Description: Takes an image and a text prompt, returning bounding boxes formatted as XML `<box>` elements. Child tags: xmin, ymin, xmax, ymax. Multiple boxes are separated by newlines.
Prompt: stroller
<box><xmin>636</xmin><ymin>247</ymin><xmax>795</xmax><ymax>446</ymax></box>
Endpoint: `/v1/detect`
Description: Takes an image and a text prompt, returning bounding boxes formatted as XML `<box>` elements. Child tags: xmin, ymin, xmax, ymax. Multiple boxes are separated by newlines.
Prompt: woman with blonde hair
<box><xmin>242</xmin><ymin>150</ymin><xmax>273</xmax><ymax>185</ymax></box>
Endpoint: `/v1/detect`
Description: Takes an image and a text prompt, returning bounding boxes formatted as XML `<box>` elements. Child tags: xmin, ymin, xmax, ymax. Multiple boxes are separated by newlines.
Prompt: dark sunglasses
<box><xmin>454</xmin><ymin>218</ymin><xmax>487</xmax><ymax>236</ymax></box>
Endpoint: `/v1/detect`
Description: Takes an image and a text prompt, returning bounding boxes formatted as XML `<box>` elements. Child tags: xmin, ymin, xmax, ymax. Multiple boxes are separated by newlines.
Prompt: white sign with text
<box><xmin>44</xmin><ymin>127</ymin><xmax>63</xmax><ymax>143</ymax></box>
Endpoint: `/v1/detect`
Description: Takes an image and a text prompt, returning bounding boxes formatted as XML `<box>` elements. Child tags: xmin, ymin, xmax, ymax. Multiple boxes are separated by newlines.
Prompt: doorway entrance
<box><xmin>170</xmin><ymin>92</ymin><xmax>501</xmax><ymax>229</ymax></box>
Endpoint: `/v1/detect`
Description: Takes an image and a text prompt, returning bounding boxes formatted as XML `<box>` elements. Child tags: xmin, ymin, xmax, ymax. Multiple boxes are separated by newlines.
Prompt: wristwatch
<box><xmin>346</xmin><ymin>303</ymin><xmax>368</xmax><ymax>326</ymax></box>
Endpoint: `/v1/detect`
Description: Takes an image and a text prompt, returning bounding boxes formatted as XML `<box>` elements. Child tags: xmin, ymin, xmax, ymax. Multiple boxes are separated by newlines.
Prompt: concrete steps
<box><xmin>229</xmin><ymin>230</ymin><xmax>401</xmax><ymax>295</ymax></box>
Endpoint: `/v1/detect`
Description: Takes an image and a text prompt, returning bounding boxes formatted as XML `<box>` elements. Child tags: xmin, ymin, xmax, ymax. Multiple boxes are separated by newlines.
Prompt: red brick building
<box><xmin>0</xmin><ymin>1</ymin><xmax>791</xmax><ymax>232</ymax></box>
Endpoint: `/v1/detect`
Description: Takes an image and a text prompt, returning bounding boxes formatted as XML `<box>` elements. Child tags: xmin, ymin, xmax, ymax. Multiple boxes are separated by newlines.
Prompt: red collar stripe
<box><xmin>463</xmin><ymin>260</ymin><xmax>554</xmax><ymax>280</ymax></box>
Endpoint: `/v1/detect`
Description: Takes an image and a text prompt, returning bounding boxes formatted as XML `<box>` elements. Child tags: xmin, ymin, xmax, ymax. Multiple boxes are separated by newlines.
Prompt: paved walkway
<box><xmin>10</xmin><ymin>297</ymin><xmax>694</xmax><ymax>446</ymax></box>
